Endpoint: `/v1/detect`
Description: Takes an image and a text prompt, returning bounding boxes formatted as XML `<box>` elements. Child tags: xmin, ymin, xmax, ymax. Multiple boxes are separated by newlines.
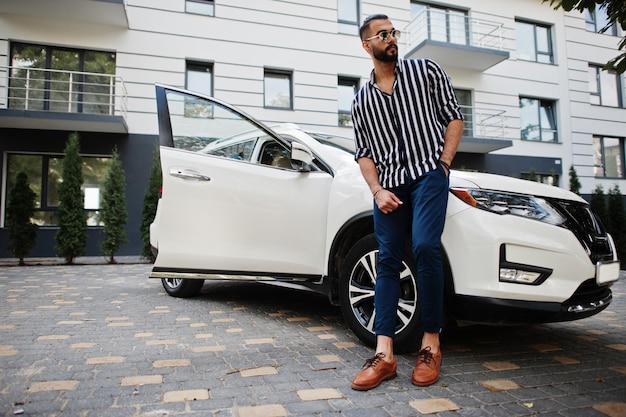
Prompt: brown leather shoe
<box><xmin>411</xmin><ymin>347</ymin><xmax>442</xmax><ymax>387</ymax></box>
<box><xmin>351</xmin><ymin>353</ymin><xmax>397</xmax><ymax>391</ymax></box>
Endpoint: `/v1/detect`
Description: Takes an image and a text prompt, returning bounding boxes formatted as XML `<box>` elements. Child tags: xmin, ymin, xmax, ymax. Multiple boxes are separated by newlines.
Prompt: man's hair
<box><xmin>359</xmin><ymin>14</ymin><xmax>388</xmax><ymax>40</ymax></box>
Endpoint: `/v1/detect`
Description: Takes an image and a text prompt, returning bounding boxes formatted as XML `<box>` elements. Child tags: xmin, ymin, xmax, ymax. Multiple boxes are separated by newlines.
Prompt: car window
<box><xmin>203</xmin><ymin>138</ymin><xmax>258</xmax><ymax>161</ymax></box>
<box><xmin>164</xmin><ymin>89</ymin><xmax>283</xmax><ymax>154</ymax></box>
<box><xmin>308</xmin><ymin>132</ymin><xmax>355</xmax><ymax>154</ymax></box>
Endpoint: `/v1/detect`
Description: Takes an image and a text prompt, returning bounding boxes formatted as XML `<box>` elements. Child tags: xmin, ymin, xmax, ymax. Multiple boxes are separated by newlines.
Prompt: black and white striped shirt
<box><xmin>352</xmin><ymin>59</ymin><xmax>463</xmax><ymax>189</ymax></box>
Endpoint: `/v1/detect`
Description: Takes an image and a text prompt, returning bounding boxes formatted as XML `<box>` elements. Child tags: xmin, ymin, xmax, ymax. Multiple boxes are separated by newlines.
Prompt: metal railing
<box><xmin>460</xmin><ymin>105</ymin><xmax>507</xmax><ymax>139</ymax></box>
<box><xmin>0</xmin><ymin>66</ymin><xmax>127</xmax><ymax>119</ymax></box>
<box><xmin>406</xmin><ymin>9</ymin><xmax>505</xmax><ymax>52</ymax></box>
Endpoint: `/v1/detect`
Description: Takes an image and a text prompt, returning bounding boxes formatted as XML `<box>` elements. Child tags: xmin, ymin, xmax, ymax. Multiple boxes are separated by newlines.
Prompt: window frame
<box><xmin>4</xmin><ymin>152</ymin><xmax>113</xmax><ymax>227</ymax></box>
<box><xmin>337</xmin><ymin>0</ymin><xmax>360</xmax><ymax>34</ymax></box>
<box><xmin>584</xmin><ymin>7</ymin><xmax>617</xmax><ymax>36</ymax></box>
<box><xmin>337</xmin><ymin>76</ymin><xmax>359</xmax><ymax>127</ymax></box>
<box><xmin>185</xmin><ymin>61</ymin><xmax>213</xmax><ymax>96</ymax></box>
<box><xmin>515</xmin><ymin>19</ymin><xmax>554</xmax><ymax>64</ymax></box>
<box><xmin>263</xmin><ymin>69</ymin><xmax>293</xmax><ymax>110</ymax></box>
<box><xmin>185</xmin><ymin>0</ymin><xmax>215</xmax><ymax>16</ymax></box>
<box><xmin>588</xmin><ymin>63</ymin><xmax>623</xmax><ymax>107</ymax></box>
<box><xmin>9</xmin><ymin>42</ymin><xmax>116</xmax><ymax>114</ymax></box>
<box><xmin>519</xmin><ymin>96</ymin><xmax>559</xmax><ymax>143</ymax></box>
<box><xmin>593</xmin><ymin>135</ymin><xmax>625</xmax><ymax>178</ymax></box>
<box><xmin>454</xmin><ymin>88</ymin><xmax>473</xmax><ymax>137</ymax></box>
<box><xmin>411</xmin><ymin>2</ymin><xmax>469</xmax><ymax>46</ymax></box>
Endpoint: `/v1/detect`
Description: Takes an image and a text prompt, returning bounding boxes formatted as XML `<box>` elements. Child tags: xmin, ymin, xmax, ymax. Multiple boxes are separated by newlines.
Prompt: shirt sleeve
<box><xmin>426</xmin><ymin>59</ymin><xmax>464</xmax><ymax>126</ymax></box>
<box><xmin>352</xmin><ymin>95</ymin><xmax>373</xmax><ymax>161</ymax></box>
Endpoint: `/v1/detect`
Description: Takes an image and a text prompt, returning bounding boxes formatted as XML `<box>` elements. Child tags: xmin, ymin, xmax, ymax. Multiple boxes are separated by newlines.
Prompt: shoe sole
<box><xmin>351</xmin><ymin>372</ymin><xmax>397</xmax><ymax>391</ymax></box>
<box><xmin>411</xmin><ymin>375</ymin><xmax>439</xmax><ymax>387</ymax></box>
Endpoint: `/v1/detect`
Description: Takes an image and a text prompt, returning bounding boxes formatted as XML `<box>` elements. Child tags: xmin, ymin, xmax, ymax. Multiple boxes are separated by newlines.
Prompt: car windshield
<box><xmin>307</xmin><ymin>132</ymin><xmax>355</xmax><ymax>154</ymax></box>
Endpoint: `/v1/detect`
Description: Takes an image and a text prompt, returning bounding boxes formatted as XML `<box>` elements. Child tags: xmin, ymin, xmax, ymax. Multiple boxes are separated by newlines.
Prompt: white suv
<box><xmin>150</xmin><ymin>84</ymin><xmax>620</xmax><ymax>352</ymax></box>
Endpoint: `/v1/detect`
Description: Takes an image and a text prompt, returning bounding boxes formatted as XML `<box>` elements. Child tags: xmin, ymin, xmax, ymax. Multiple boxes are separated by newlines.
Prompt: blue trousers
<box><xmin>373</xmin><ymin>164</ymin><xmax>449</xmax><ymax>338</ymax></box>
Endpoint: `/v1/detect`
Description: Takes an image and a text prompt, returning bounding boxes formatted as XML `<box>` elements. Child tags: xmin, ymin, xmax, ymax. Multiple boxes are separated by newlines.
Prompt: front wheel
<box><xmin>161</xmin><ymin>278</ymin><xmax>204</xmax><ymax>298</ymax></box>
<box><xmin>338</xmin><ymin>234</ymin><xmax>422</xmax><ymax>353</ymax></box>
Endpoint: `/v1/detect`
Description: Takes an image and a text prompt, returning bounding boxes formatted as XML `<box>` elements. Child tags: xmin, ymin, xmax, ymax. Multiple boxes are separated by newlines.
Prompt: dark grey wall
<box><xmin>0</xmin><ymin>128</ymin><xmax>158</xmax><ymax>258</ymax></box>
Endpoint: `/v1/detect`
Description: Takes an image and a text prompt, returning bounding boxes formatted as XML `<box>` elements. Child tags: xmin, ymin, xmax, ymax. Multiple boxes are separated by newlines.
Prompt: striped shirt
<box><xmin>352</xmin><ymin>59</ymin><xmax>463</xmax><ymax>189</ymax></box>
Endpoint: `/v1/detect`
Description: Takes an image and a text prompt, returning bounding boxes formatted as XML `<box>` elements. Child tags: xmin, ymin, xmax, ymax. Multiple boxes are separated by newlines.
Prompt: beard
<box><xmin>373</xmin><ymin>44</ymin><xmax>398</xmax><ymax>62</ymax></box>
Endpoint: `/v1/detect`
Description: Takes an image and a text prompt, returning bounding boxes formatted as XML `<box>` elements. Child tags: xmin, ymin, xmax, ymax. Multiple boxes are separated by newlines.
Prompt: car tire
<box><xmin>161</xmin><ymin>278</ymin><xmax>204</xmax><ymax>298</ymax></box>
<box><xmin>338</xmin><ymin>234</ymin><xmax>422</xmax><ymax>353</ymax></box>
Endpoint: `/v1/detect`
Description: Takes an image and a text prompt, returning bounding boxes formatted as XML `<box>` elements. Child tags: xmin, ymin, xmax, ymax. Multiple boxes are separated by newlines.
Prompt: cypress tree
<box><xmin>140</xmin><ymin>145</ymin><xmax>162</xmax><ymax>262</ymax></box>
<box><xmin>100</xmin><ymin>148</ymin><xmax>128</xmax><ymax>264</ymax></box>
<box><xmin>55</xmin><ymin>132</ymin><xmax>87</xmax><ymax>264</ymax></box>
<box><xmin>527</xmin><ymin>167</ymin><xmax>537</xmax><ymax>182</ymax></box>
<box><xmin>6</xmin><ymin>171</ymin><xmax>38</xmax><ymax>265</ymax></box>
<box><xmin>607</xmin><ymin>184</ymin><xmax>626</xmax><ymax>265</ymax></box>
<box><xmin>590</xmin><ymin>185</ymin><xmax>608</xmax><ymax>230</ymax></box>
<box><xmin>569</xmin><ymin>165</ymin><xmax>581</xmax><ymax>195</ymax></box>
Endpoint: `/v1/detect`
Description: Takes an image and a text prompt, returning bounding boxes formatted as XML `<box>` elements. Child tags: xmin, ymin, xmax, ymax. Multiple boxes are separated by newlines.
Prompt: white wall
<box><xmin>1</xmin><ymin>0</ymin><xmax>624</xmax><ymax>193</ymax></box>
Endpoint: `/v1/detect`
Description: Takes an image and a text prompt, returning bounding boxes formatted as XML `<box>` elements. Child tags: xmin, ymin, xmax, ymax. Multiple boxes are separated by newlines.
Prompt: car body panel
<box><xmin>443</xmin><ymin>200</ymin><xmax>598</xmax><ymax>301</ymax></box>
<box><xmin>154</xmin><ymin>146</ymin><xmax>332</xmax><ymax>274</ymax></box>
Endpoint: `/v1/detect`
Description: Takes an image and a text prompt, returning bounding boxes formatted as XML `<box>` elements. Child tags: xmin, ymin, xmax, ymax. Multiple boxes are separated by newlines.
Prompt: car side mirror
<box><xmin>290</xmin><ymin>142</ymin><xmax>313</xmax><ymax>172</ymax></box>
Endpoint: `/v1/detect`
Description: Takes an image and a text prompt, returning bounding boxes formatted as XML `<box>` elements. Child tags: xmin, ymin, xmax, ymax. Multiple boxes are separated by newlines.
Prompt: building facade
<box><xmin>0</xmin><ymin>0</ymin><xmax>624</xmax><ymax>258</ymax></box>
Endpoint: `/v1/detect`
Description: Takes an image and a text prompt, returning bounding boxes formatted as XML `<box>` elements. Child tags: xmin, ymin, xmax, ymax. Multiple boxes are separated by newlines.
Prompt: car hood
<box><xmin>450</xmin><ymin>170</ymin><xmax>587</xmax><ymax>203</ymax></box>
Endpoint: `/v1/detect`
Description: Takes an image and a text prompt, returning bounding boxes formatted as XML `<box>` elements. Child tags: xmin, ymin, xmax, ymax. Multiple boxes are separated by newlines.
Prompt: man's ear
<box><xmin>362</xmin><ymin>40</ymin><xmax>371</xmax><ymax>54</ymax></box>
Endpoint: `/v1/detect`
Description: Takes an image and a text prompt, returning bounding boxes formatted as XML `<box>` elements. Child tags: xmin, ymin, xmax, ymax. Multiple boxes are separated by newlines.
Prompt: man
<box><xmin>350</xmin><ymin>13</ymin><xmax>463</xmax><ymax>391</ymax></box>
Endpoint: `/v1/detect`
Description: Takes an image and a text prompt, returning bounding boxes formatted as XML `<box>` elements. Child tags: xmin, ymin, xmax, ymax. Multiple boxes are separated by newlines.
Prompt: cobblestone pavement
<box><xmin>1</xmin><ymin>262</ymin><xmax>625</xmax><ymax>417</ymax></box>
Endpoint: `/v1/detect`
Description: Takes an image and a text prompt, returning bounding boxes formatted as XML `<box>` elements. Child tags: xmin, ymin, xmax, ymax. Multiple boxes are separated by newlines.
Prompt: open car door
<box><xmin>151</xmin><ymin>84</ymin><xmax>332</xmax><ymax>281</ymax></box>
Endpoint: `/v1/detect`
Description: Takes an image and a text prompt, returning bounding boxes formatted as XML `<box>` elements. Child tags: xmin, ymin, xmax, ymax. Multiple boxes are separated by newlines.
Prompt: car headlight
<box><xmin>451</xmin><ymin>188</ymin><xmax>566</xmax><ymax>226</ymax></box>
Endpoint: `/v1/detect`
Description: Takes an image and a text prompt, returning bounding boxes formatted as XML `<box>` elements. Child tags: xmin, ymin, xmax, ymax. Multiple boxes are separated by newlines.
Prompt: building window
<box><xmin>411</xmin><ymin>2</ymin><xmax>468</xmax><ymax>45</ymax></box>
<box><xmin>9</xmin><ymin>43</ymin><xmax>116</xmax><ymax>115</ymax></box>
<box><xmin>520</xmin><ymin>97</ymin><xmax>558</xmax><ymax>142</ymax></box>
<box><xmin>588</xmin><ymin>64</ymin><xmax>623</xmax><ymax>107</ymax></box>
<box><xmin>186</xmin><ymin>62</ymin><xmax>213</xmax><ymax>96</ymax></box>
<box><xmin>338</xmin><ymin>0</ymin><xmax>359</xmax><ymax>34</ymax></box>
<box><xmin>5</xmin><ymin>153</ymin><xmax>112</xmax><ymax>227</ymax></box>
<box><xmin>338</xmin><ymin>77</ymin><xmax>359</xmax><ymax>126</ymax></box>
<box><xmin>585</xmin><ymin>7</ymin><xmax>617</xmax><ymax>35</ymax></box>
<box><xmin>186</xmin><ymin>0</ymin><xmax>214</xmax><ymax>16</ymax></box>
<box><xmin>454</xmin><ymin>88</ymin><xmax>473</xmax><ymax>137</ymax></box>
<box><xmin>515</xmin><ymin>20</ymin><xmax>553</xmax><ymax>64</ymax></box>
<box><xmin>185</xmin><ymin>62</ymin><xmax>213</xmax><ymax>118</ymax></box>
<box><xmin>264</xmin><ymin>69</ymin><xmax>292</xmax><ymax>109</ymax></box>
<box><xmin>593</xmin><ymin>136</ymin><xmax>624</xmax><ymax>178</ymax></box>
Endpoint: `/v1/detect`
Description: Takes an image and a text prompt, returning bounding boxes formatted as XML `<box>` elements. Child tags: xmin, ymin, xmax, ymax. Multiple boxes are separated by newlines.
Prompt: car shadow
<box><xmin>184</xmin><ymin>279</ymin><xmax>623</xmax><ymax>356</ymax></box>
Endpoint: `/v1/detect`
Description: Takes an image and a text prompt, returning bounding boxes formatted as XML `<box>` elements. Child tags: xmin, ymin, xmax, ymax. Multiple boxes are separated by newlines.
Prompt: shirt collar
<box><xmin>368</xmin><ymin>60</ymin><xmax>402</xmax><ymax>85</ymax></box>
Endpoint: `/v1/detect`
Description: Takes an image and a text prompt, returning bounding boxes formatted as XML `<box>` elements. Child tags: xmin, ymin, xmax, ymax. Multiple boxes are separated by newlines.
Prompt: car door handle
<box><xmin>169</xmin><ymin>168</ymin><xmax>211</xmax><ymax>182</ymax></box>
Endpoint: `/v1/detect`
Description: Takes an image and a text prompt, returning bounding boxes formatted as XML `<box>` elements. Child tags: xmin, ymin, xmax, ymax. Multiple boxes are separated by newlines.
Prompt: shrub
<box><xmin>99</xmin><ymin>148</ymin><xmax>128</xmax><ymax>263</ymax></box>
<box><xmin>140</xmin><ymin>145</ymin><xmax>161</xmax><ymax>262</ymax></box>
<box><xmin>55</xmin><ymin>132</ymin><xmax>87</xmax><ymax>264</ymax></box>
<box><xmin>6</xmin><ymin>171</ymin><xmax>38</xmax><ymax>265</ymax></box>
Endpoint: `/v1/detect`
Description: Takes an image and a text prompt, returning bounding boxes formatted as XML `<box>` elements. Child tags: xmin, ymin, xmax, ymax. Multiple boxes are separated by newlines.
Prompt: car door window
<box><xmin>163</xmin><ymin>88</ymin><xmax>286</xmax><ymax>154</ymax></box>
<box><xmin>203</xmin><ymin>138</ymin><xmax>258</xmax><ymax>161</ymax></box>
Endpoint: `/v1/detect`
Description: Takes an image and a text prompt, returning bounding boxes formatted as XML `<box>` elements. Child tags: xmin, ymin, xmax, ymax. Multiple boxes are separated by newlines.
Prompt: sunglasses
<box><xmin>365</xmin><ymin>29</ymin><xmax>401</xmax><ymax>43</ymax></box>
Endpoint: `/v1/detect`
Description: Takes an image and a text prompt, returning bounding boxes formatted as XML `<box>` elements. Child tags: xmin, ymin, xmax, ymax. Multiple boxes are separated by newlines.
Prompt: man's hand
<box><xmin>374</xmin><ymin>189</ymin><xmax>403</xmax><ymax>214</ymax></box>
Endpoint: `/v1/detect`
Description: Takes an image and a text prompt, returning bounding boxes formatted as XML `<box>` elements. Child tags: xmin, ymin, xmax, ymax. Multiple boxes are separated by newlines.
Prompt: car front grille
<box><xmin>553</xmin><ymin>200</ymin><xmax>614</xmax><ymax>264</ymax></box>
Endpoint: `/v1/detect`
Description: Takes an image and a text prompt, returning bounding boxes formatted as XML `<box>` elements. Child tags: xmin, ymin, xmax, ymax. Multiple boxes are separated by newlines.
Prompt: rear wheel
<box><xmin>338</xmin><ymin>234</ymin><xmax>422</xmax><ymax>353</ymax></box>
<box><xmin>161</xmin><ymin>278</ymin><xmax>204</xmax><ymax>297</ymax></box>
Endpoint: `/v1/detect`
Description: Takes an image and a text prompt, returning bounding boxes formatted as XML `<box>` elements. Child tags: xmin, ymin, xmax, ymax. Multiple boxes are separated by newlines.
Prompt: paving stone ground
<box><xmin>0</xmin><ymin>261</ymin><xmax>625</xmax><ymax>416</ymax></box>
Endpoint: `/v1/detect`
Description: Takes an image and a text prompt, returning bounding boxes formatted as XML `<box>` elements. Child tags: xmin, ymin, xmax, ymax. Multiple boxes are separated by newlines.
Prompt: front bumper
<box><xmin>451</xmin><ymin>278</ymin><xmax>613</xmax><ymax>325</ymax></box>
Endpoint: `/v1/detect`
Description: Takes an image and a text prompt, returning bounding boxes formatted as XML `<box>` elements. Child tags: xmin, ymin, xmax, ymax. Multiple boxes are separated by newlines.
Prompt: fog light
<box><xmin>500</xmin><ymin>268</ymin><xmax>542</xmax><ymax>284</ymax></box>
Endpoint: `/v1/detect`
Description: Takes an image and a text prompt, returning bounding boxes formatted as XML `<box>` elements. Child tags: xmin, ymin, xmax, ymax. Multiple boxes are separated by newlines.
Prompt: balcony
<box><xmin>0</xmin><ymin>66</ymin><xmax>128</xmax><ymax>134</ymax></box>
<box><xmin>0</xmin><ymin>0</ymin><xmax>128</xmax><ymax>27</ymax></box>
<box><xmin>458</xmin><ymin>106</ymin><xmax>513</xmax><ymax>153</ymax></box>
<box><xmin>405</xmin><ymin>10</ymin><xmax>509</xmax><ymax>71</ymax></box>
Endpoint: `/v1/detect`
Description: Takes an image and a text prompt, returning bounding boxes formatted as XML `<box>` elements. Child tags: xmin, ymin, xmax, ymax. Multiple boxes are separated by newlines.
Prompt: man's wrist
<box><xmin>439</xmin><ymin>160</ymin><xmax>451</xmax><ymax>171</ymax></box>
<box><xmin>373</xmin><ymin>188</ymin><xmax>384</xmax><ymax>198</ymax></box>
